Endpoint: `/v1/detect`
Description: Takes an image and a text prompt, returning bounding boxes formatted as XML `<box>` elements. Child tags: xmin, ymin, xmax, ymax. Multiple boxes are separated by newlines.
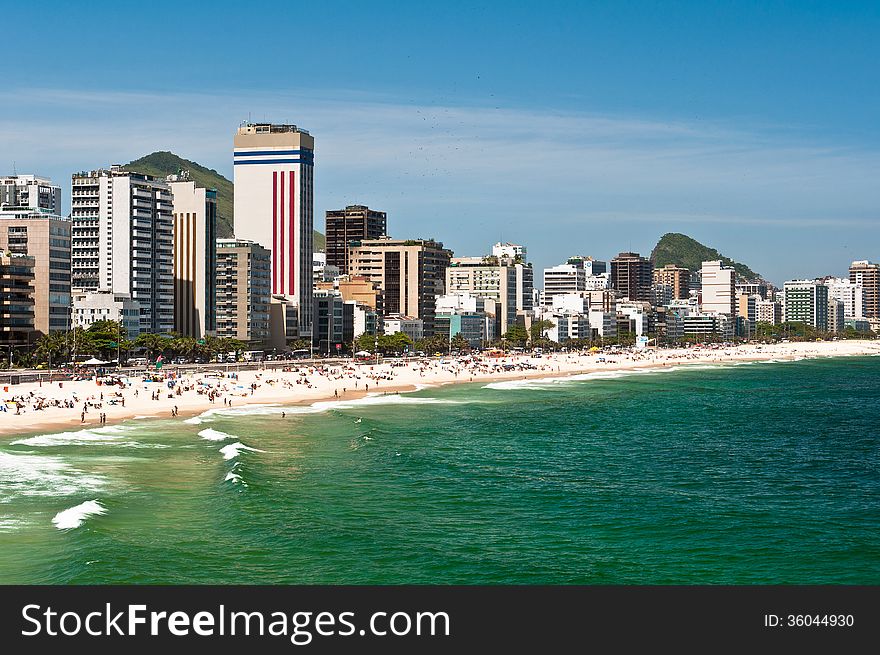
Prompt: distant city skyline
<box><xmin>2</xmin><ymin>1</ymin><xmax>879</xmax><ymax>284</ymax></box>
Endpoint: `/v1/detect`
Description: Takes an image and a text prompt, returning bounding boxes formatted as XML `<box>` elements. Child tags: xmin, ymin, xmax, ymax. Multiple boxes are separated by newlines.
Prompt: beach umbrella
<box><xmin>81</xmin><ymin>358</ymin><xmax>107</xmax><ymax>366</ymax></box>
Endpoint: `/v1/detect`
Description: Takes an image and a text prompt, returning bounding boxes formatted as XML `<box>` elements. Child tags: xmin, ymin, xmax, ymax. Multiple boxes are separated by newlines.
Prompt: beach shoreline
<box><xmin>2</xmin><ymin>340</ymin><xmax>878</xmax><ymax>439</ymax></box>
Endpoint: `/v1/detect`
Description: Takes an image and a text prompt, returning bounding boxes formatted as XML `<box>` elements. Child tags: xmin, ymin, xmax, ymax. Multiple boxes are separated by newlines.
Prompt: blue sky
<box><xmin>2</xmin><ymin>0</ymin><xmax>879</xmax><ymax>284</ymax></box>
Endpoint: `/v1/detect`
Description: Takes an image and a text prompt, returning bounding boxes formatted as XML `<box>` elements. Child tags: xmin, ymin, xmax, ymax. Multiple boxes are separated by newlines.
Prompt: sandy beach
<box><xmin>2</xmin><ymin>340</ymin><xmax>878</xmax><ymax>438</ymax></box>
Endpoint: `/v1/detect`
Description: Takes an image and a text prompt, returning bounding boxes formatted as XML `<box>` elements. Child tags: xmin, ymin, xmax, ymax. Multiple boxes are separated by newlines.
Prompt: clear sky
<box><xmin>2</xmin><ymin>0</ymin><xmax>879</xmax><ymax>284</ymax></box>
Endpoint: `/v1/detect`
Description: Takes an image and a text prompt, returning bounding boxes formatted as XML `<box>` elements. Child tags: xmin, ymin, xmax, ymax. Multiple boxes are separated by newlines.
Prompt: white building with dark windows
<box><xmin>233</xmin><ymin>123</ymin><xmax>314</xmax><ymax>338</ymax></box>
<box><xmin>71</xmin><ymin>167</ymin><xmax>174</xmax><ymax>334</ymax></box>
<box><xmin>823</xmin><ymin>277</ymin><xmax>865</xmax><ymax>320</ymax></box>
<box><xmin>0</xmin><ymin>175</ymin><xmax>61</xmax><ymax>214</ymax></box>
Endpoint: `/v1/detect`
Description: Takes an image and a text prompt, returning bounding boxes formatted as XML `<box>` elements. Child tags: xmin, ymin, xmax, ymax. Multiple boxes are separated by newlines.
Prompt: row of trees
<box><xmin>25</xmin><ymin>320</ymin><xmax>248</xmax><ymax>368</ymax></box>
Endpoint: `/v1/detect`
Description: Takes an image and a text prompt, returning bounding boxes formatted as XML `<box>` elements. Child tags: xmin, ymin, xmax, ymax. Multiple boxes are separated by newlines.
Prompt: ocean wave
<box><xmin>219</xmin><ymin>442</ymin><xmax>265</xmax><ymax>461</ymax></box>
<box><xmin>198</xmin><ymin>428</ymin><xmax>235</xmax><ymax>442</ymax></box>
<box><xmin>483</xmin><ymin>364</ymin><xmax>732</xmax><ymax>390</ymax></box>
<box><xmin>196</xmin><ymin>403</ymin><xmax>283</xmax><ymax>421</ymax></box>
<box><xmin>10</xmin><ymin>425</ymin><xmax>159</xmax><ymax>449</ymax></box>
<box><xmin>52</xmin><ymin>500</ymin><xmax>107</xmax><ymax>530</ymax></box>
<box><xmin>0</xmin><ymin>517</ymin><xmax>27</xmax><ymax>532</ymax></box>
<box><xmin>309</xmin><ymin>394</ymin><xmax>462</xmax><ymax>411</ymax></box>
<box><xmin>0</xmin><ymin>452</ymin><xmax>106</xmax><ymax>502</ymax></box>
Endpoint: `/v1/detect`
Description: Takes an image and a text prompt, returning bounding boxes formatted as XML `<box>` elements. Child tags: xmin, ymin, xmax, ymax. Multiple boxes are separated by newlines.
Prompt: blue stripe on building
<box><xmin>233</xmin><ymin>158</ymin><xmax>314</xmax><ymax>166</ymax></box>
<box><xmin>233</xmin><ymin>149</ymin><xmax>314</xmax><ymax>157</ymax></box>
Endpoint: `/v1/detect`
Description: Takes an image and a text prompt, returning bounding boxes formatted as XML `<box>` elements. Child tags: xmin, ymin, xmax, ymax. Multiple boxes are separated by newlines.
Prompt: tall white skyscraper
<box><xmin>233</xmin><ymin>123</ymin><xmax>314</xmax><ymax>337</ymax></box>
<box><xmin>71</xmin><ymin>166</ymin><xmax>174</xmax><ymax>334</ymax></box>
<box><xmin>699</xmin><ymin>260</ymin><xmax>736</xmax><ymax>315</ymax></box>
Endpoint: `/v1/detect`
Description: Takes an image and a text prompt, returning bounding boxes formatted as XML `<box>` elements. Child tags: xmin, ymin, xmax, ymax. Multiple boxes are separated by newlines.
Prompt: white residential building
<box><xmin>384</xmin><ymin>315</ymin><xmax>424</xmax><ymax>342</ymax></box>
<box><xmin>72</xmin><ymin>289</ymin><xmax>140</xmax><ymax>339</ymax></box>
<box><xmin>755</xmin><ymin>299</ymin><xmax>782</xmax><ymax>325</ymax></box>
<box><xmin>823</xmin><ymin>277</ymin><xmax>865</xmax><ymax>319</ymax></box>
<box><xmin>0</xmin><ymin>175</ymin><xmax>61</xmax><ymax>214</ymax></box>
<box><xmin>233</xmin><ymin>122</ymin><xmax>314</xmax><ymax>337</ymax></box>
<box><xmin>71</xmin><ymin>167</ymin><xmax>174</xmax><ymax>334</ymax></box>
<box><xmin>699</xmin><ymin>260</ymin><xmax>736</xmax><ymax>316</ymax></box>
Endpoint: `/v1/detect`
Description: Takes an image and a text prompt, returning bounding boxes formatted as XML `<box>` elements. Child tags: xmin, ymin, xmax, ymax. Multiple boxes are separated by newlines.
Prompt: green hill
<box><xmin>124</xmin><ymin>151</ymin><xmax>325</xmax><ymax>249</ymax></box>
<box><xmin>650</xmin><ymin>232</ymin><xmax>761</xmax><ymax>281</ymax></box>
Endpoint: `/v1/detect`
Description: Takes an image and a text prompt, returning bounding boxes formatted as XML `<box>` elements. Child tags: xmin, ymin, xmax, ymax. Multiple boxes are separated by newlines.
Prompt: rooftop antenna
<box><xmin>12</xmin><ymin>161</ymin><xmax>16</xmax><ymax>175</ymax></box>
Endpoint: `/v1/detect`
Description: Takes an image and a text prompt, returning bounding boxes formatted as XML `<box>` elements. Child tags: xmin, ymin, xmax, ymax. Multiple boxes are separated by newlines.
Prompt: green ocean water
<box><xmin>1</xmin><ymin>356</ymin><xmax>879</xmax><ymax>584</ymax></box>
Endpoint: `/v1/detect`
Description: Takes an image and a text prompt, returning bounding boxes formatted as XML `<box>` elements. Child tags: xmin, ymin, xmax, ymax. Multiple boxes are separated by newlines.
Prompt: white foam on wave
<box><xmin>483</xmin><ymin>364</ymin><xmax>731</xmax><ymax>390</ymax></box>
<box><xmin>219</xmin><ymin>442</ymin><xmax>265</xmax><ymax>461</ymax></box>
<box><xmin>224</xmin><ymin>470</ymin><xmax>246</xmax><ymax>485</ymax></box>
<box><xmin>195</xmin><ymin>403</ymin><xmax>283</xmax><ymax>421</ymax></box>
<box><xmin>10</xmin><ymin>424</ymin><xmax>158</xmax><ymax>449</ymax></box>
<box><xmin>198</xmin><ymin>428</ymin><xmax>235</xmax><ymax>442</ymax></box>
<box><xmin>0</xmin><ymin>517</ymin><xmax>27</xmax><ymax>532</ymax></box>
<box><xmin>52</xmin><ymin>500</ymin><xmax>107</xmax><ymax>530</ymax></box>
<box><xmin>310</xmin><ymin>394</ymin><xmax>462</xmax><ymax>412</ymax></box>
<box><xmin>0</xmin><ymin>452</ymin><xmax>106</xmax><ymax>502</ymax></box>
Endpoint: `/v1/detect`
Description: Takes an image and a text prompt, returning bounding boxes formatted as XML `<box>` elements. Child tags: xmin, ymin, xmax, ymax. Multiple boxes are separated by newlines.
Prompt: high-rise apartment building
<box><xmin>491</xmin><ymin>243</ymin><xmax>533</xmax><ymax>313</ymax></box>
<box><xmin>823</xmin><ymin>277</ymin><xmax>865</xmax><ymax>320</ymax></box>
<box><xmin>446</xmin><ymin>257</ymin><xmax>519</xmax><ymax>330</ymax></box>
<box><xmin>0</xmin><ymin>253</ymin><xmax>35</xmax><ymax>346</ymax></box>
<box><xmin>0</xmin><ymin>175</ymin><xmax>61</xmax><ymax>214</ymax></box>
<box><xmin>783</xmin><ymin>280</ymin><xmax>829</xmax><ymax>331</ymax></box>
<box><xmin>653</xmin><ymin>264</ymin><xmax>691</xmax><ymax>300</ymax></box>
<box><xmin>610</xmin><ymin>252</ymin><xmax>652</xmax><ymax>302</ymax></box>
<box><xmin>543</xmin><ymin>256</ymin><xmax>606</xmax><ymax>304</ymax></box>
<box><xmin>70</xmin><ymin>167</ymin><xmax>174</xmax><ymax>334</ymax></box>
<box><xmin>215</xmin><ymin>239</ymin><xmax>271</xmax><ymax>343</ymax></box>
<box><xmin>325</xmin><ymin>205</ymin><xmax>386</xmax><ymax>272</ymax></box>
<box><xmin>848</xmin><ymin>260</ymin><xmax>879</xmax><ymax>319</ymax></box>
<box><xmin>755</xmin><ymin>298</ymin><xmax>782</xmax><ymax>325</ymax></box>
<box><xmin>0</xmin><ymin>206</ymin><xmax>71</xmax><ymax>334</ymax></box>
<box><xmin>700</xmin><ymin>260</ymin><xmax>736</xmax><ymax>316</ymax></box>
<box><xmin>233</xmin><ymin>123</ymin><xmax>314</xmax><ymax>337</ymax></box>
<box><xmin>348</xmin><ymin>237</ymin><xmax>451</xmax><ymax>336</ymax></box>
<box><xmin>167</xmin><ymin>176</ymin><xmax>217</xmax><ymax>338</ymax></box>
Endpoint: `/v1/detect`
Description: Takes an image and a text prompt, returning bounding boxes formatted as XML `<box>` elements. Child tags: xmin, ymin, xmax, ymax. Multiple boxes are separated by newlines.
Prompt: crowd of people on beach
<box><xmin>2</xmin><ymin>341</ymin><xmax>878</xmax><ymax>430</ymax></box>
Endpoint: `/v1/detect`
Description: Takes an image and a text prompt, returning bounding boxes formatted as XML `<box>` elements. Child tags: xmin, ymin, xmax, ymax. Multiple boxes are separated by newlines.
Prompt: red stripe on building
<box><xmin>280</xmin><ymin>172</ymin><xmax>285</xmax><ymax>295</ymax></box>
<box><xmin>288</xmin><ymin>171</ymin><xmax>302</xmax><ymax>294</ymax></box>
<box><xmin>272</xmin><ymin>171</ymin><xmax>278</xmax><ymax>293</ymax></box>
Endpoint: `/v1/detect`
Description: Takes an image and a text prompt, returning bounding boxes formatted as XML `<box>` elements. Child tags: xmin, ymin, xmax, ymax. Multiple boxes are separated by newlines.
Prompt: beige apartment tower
<box><xmin>849</xmin><ymin>260</ymin><xmax>880</xmax><ymax>319</ymax></box>
<box><xmin>168</xmin><ymin>177</ymin><xmax>217</xmax><ymax>338</ymax></box>
<box><xmin>0</xmin><ymin>211</ymin><xmax>71</xmax><ymax>335</ymax></box>
<box><xmin>653</xmin><ymin>264</ymin><xmax>691</xmax><ymax>300</ymax></box>
<box><xmin>347</xmin><ymin>237</ymin><xmax>452</xmax><ymax>335</ymax></box>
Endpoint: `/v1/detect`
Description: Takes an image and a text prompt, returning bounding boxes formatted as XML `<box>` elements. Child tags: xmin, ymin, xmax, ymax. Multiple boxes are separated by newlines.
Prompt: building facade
<box><xmin>0</xmin><ymin>209</ymin><xmax>71</xmax><ymax>334</ymax></box>
<box><xmin>849</xmin><ymin>260</ymin><xmax>879</xmax><ymax>319</ymax></box>
<box><xmin>653</xmin><ymin>264</ymin><xmax>691</xmax><ymax>300</ymax></box>
<box><xmin>72</xmin><ymin>289</ymin><xmax>140</xmax><ymax>339</ymax></box>
<box><xmin>71</xmin><ymin>167</ymin><xmax>174</xmax><ymax>334</ymax></box>
<box><xmin>0</xmin><ymin>253</ymin><xmax>35</xmax><ymax>346</ymax></box>
<box><xmin>233</xmin><ymin>123</ymin><xmax>314</xmax><ymax>337</ymax></box>
<box><xmin>325</xmin><ymin>205</ymin><xmax>386</xmax><ymax>273</ymax></box>
<box><xmin>0</xmin><ymin>175</ymin><xmax>61</xmax><ymax>214</ymax></box>
<box><xmin>825</xmin><ymin>276</ymin><xmax>866</xmax><ymax>320</ymax></box>
<box><xmin>446</xmin><ymin>257</ymin><xmax>518</xmax><ymax>330</ymax></box>
<box><xmin>783</xmin><ymin>280</ymin><xmax>829</xmax><ymax>331</ymax></box>
<box><xmin>215</xmin><ymin>239</ymin><xmax>271</xmax><ymax>343</ymax></box>
<box><xmin>348</xmin><ymin>237</ymin><xmax>451</xmax><ymax>336</ymax></box>
<box><xmin>700</xmin><ymin>260</ymin><xmax>736</xmax><ymax>316</ymax></box>
<box><xmin>610</xmin><ymin>252</ymin><xmax>652</xmax><ymax>302</ymax></box>
<box><xmin>168</xmin><ymin>177</ymin><xmax>217</xmax><ymax>338</ymax></box>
